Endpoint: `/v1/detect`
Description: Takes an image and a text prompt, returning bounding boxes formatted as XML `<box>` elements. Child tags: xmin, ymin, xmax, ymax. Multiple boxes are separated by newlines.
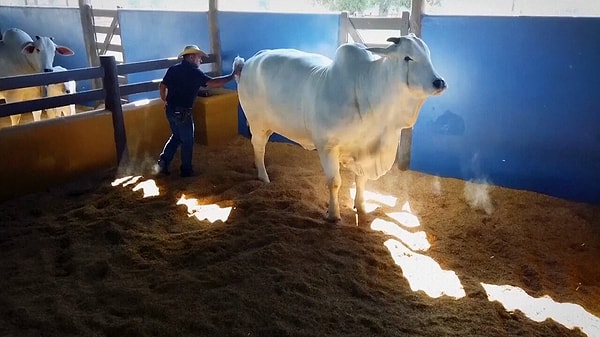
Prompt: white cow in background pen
<box><xmin>234</xmin><ymin>33</ymin><xmax>446</xmax><ymax>222</ymax></box>
<box><xmin>0</xmin><ymin>28</ymin><xmax>74</xmax><ymax>125</ymax></box>
<box><xmin>44</xmin><ymin>65</ymin><xmax>77</xmax><ymax>119</ymax></box>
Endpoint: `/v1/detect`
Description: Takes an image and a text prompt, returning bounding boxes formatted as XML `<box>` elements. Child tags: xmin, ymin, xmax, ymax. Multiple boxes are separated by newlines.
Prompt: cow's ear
<box><xmin>56</xmin><ymin>46</ymin><xmax>75</xmax><ymax>56</ymax></box>
<box><xmin>22</xmin><ymin>43</ymin><xmax>36</xmax><ymax>54</ymax></box>
<box><xmin>386</xmin><ymin>37</ymin><xmax>401</xmax><ymax>45</ymax></box>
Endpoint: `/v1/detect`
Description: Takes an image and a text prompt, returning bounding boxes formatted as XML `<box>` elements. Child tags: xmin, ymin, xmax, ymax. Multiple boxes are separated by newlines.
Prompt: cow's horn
<box><xmin>386</xmin><ymin>37</ymin><xmax>401</xmax><ymax>45</ymax></box>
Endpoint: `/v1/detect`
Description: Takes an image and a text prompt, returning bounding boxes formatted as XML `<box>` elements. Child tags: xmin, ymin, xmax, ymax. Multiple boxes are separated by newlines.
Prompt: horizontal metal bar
<box><xmin>349</xmin><ymin>17</ymin><xmax>407</xmax><ymax>30</ymax></box>
<box><xmin>91</xmin><ymin>8</ymin><xmax>118</xmax><ymax>17</ymax></box>
<box><xmin>117</xmin><ymin>58</ymin><xmax>179</xmax><ymax>75</ymax></box>
<box><xmin>0</xmin><ymin>67</ymin><xmax>104</xmax><ymax>91</ymax></box>
<box><xmin>119</xmin><ymin>80</ymin><xmax>161</xmax><ymax>96</ymax></box>
<box><xmin>0</xmin><ymin>89</ymin><xmax>105</xmax><ymax>118</ymax></box>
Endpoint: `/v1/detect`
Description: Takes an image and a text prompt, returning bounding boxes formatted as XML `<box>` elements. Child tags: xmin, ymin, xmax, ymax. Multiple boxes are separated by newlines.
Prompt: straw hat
<box><xmin>178</xmin><ymin>44</ymin><xmax>208</xmax><ymax>58</ymax></box>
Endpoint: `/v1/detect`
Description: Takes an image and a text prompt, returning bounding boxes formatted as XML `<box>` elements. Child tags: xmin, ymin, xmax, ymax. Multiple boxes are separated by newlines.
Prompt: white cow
<box><xmin>235</xmin><ymin>34</ymin><xmax>446</xmax><ymax>222</ymax></box>
<box><xmin>0</xmin><ymin>28</ymin><xmax>74</xmax><ymax>125</ymax></box>
<box><xmin>44</xmin><ymin>65</ymin><xmax>77</xmax><ymax>118</ymax></box>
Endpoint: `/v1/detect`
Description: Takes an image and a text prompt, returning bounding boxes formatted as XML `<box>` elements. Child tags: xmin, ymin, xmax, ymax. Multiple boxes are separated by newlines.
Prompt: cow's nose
<box><xmin>433</xmin><ymin>78</ymin><xmax>446</xmax><ymax>90</ymax></box>
<box><xmin>44</xmin><ymin>68</ymin><xmax>54</xmax><ymax>72</ymax></box>
<box><xmin>65</xmin><ymin>90</ymin><xmax>71</xmax><ymax>94</ymax></box>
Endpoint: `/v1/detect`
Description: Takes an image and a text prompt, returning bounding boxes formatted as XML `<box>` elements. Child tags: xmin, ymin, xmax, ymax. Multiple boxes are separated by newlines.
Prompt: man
<box><xmin>157</xmin><ymin>44</ymin><xmax>238</xmax><ymax>177</ymax></box>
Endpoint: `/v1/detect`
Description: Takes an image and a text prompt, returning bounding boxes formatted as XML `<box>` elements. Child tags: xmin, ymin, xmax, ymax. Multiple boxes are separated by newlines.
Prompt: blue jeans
<box><xmin>159</xmin><ymin>105</ymin><xmax>195</xmax><ymax>174</ymax></box>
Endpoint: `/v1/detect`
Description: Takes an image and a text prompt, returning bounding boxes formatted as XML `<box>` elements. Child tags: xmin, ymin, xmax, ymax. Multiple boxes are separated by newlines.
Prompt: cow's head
<box><xmin>22</xmin><ymin>35</ymin><xmax>74</xmax><ymax>73</ymax></box>
<box><xmin>367</xmin><ymin>33</ymin><xmax>446</xmax><ymax>97</ymax></box>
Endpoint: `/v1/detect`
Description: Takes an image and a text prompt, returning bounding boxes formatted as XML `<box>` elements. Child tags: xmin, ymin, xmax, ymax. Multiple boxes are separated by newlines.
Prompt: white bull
<box><xmin>235</xmin><ymin>34</ymin><xmax>446</xmax><ymax>222</ymax></box>
<box><xmin>0</xmin><ymin>28</ymin><xmax>74</xmax><ymax>125</ymax></box>
<box><xmin>44</xmin><ymin>65</ymin><xmax>77</xmax><ymax>119</ymax></box>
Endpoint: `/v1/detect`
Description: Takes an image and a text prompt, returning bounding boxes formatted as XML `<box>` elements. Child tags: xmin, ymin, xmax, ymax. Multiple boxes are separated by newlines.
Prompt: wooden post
<box><xmin>208</xmin><ymin>0</ymin><xmax>222</xmax><ymax>75</ymax></box>
<box><xmin>410</xmin><ymin>0</ymin><xmax>424</xmax><ymax>37</ymax></box>
<box><xmin>79</xmin><ymin>0</ymin><xmax>102</xmax><ymax>91</ymax></box>
<box><xmin>339</xmin><ymin>11</ymin><xmax>349</xmax><ymax>46</ymax></box>
<box><xmin>100</xmin><ymin>55</ymin><xmax>129</xmax><ymax>166</ymax></box>
<box><xmin>400</xmin><ymin>10</ymin><xmax>410</xmax><ymax>35</ymax></box>
<box><xmin>397</xmin><ymin>0</ymin><xmax>425</xmax><ymax>171</ymax></box>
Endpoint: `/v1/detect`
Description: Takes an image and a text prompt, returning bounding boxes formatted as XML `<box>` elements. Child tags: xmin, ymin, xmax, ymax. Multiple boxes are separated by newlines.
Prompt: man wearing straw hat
<box><xmin>157</xmin><ymin>44</ymin><xmax>238</xmax><ymax>177</ymax></box>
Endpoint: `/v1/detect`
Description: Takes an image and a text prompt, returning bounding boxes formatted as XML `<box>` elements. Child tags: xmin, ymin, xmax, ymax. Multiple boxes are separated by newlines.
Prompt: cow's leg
<box><xmin>250</xmin><ymin>129</ymin><xmax>272</xmax><ymax>183</ymax></box>
<box><xmin>318</xmin><ymin>147</ymin><xmax>342</xmax><ymax>222</ymax></box>
<box><xmin>3</xmin><ymin>91</ymin><xmax>22</xmax><ymax>125</ymax></box>
<box><xmin>353</xmin><ymin>174</ymin><xmax>368</xmax><ymax>215</ymax></box>
<box><xmin>32</xmin><ymin>110</ymin><xmax>43</xmax><ymax>121</ymax></box>
<box><xmin>45</xmin><ymin>108</ymin><xmax>58</xmax><ymax>119</ymax></box>
<box><xmin>9</xmin><ymin>114</ymin><xmax>21</xmax><ymax>126</ymax></box>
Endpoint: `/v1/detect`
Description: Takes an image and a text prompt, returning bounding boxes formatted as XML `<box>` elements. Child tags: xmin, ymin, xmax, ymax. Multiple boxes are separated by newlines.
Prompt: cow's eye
<box><xmin>404</xmin><ymin>56</ymin><xmax>413</xmax><ymax>62</ymax></box>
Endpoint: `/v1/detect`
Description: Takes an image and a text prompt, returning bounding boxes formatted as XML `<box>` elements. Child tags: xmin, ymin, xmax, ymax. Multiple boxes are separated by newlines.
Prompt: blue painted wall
<box><xmin>413</xmin><ymin>15</ymin><xmax>600</xmax><ymax>202</ymax></box>
<box><xmin>215</xmin><ymin>11</ymin><xmax>340</xmax><ymax>140</ymax></box>
<box><xmin>0</xmin><ymin>6</ymin><xmax>92</xmax><ymax>91</ymax></box>
<box><xmin>117</xmin><ymin>9</ymin><xmax>211</xmax><ymax>101</ymax></box>
<box><xmin>117</xmin><ymin>10</ymin><xmax>340</xmax><ymax>107</ymax></box>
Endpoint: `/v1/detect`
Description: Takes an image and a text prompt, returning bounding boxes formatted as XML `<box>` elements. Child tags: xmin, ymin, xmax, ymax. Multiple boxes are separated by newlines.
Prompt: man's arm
<box><xmin>159</xmin><ymin>82</ymin><xmax>168</xmax><ymax>101</ymax></box>
<box><xmin>205</xmin><ymin>72</ymin><xmax>236</xmax><ymax>88</ymax></box>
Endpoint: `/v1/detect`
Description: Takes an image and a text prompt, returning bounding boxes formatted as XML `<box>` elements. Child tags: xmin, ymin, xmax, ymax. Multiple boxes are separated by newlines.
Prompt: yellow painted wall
<box><xmin>0</xmin><ymin>89</ymin><xmax>239</xmax><ymax>202</ymax></box>
<box><xmin>0</xmin><ymin>110</ymin><xmax>117</xmax><ymax>201</ymax></box>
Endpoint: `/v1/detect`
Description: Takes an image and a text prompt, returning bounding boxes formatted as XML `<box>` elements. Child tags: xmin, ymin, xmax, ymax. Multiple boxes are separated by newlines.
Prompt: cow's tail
<box><xmin>233</xmin><ymin>56</ymin><xmax>245</xmax><ymax>82</ymax></box>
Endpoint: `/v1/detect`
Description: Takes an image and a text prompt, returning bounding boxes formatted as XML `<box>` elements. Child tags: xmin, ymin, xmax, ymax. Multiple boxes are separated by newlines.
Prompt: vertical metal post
<box><xmin>100</xmin><ymin>55</ymin><xmax>129</xmax><ymax>166</ymax></box>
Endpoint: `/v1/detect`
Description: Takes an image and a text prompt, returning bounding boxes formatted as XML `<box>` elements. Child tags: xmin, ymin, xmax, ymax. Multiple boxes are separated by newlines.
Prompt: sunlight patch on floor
<box><xmin>386</xmin><ymin>210</ymin><xmax>421</xmax><ymax>228</ymax></box>
<box><xmin>111</xmin><ymin>176</ymin><xmax>232</xmax><ymax>222</ymax></box>
<box><xmin>111</xmin><ymin>175</ymin><xmax>159</xmax><ymax>198</ymax></box>
<box><xmin>383</xmin><ymin>238</ymin><xmax>466</xmax><ymax>299</ymax></box>
<box><xmin>371</xmin><ymin>219</ymin><xmax>430</xmax><ymax>251</ymax></box>
<box><xmin>357</xmin><ymin>190</ymin><xmax>465</xmax><ymax>299</ymax></box>
<box><xmin>361</xmin><ymin>185</ymin><xmax>597</xmax><ymax>334</ymax></box>
<box><xmin>111</xmin><ymin>175</ymin><xmax>135</xmax><ymax>186</ymax></box>
<box><xmin>349</xmin><ymin>187</ymin><xmax>397</xmax><ymax>213</ymax></box>
<box><xmin>482</xmin><ymin>283</ymin><xmax>600</xmax><ymax>337</ymax></box>
<box><xmin>132</xmin><ymin>179</ymin><xmax>160</xmax><ymax>198</ymax></box>
<box><xmin>122</xmin><ymin>175</ymin><xmax>143</xmax><ymax>187</ymax></box>
<box><xmin>176</xmin><ymin>194</ymin><xmax>232</xmax><ymax>223</ymax></box>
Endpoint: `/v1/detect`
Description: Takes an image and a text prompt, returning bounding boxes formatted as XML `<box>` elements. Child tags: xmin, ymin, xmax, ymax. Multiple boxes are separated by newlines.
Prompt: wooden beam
<box><xmin>99</xmin><ymin>16</ymin><xmax>119</xmax><ymax>55</ymax></box>
<box><xmin>208</xmin><ymin>0</ymin><xmax>222</xmax><ymax>75</ymax></box>
<box><xmin>349</xmin><ymin>17</ymin><xmax>405</xmax><ymax>30</ymax></box>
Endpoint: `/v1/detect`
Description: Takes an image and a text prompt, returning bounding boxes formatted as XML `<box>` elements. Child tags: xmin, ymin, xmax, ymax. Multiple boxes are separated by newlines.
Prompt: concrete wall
<box><xmin>0</xmin><ymin>110</ymin><xmax>117</xmax><ymax>201</ymax></box>
<box><xmin>0</xmin><ymin>91</ymin><xmax>239</xmax><ymax>202</ymax></box>
<box><xmin>413</xmin><ymin>15</ymin><xmax>600</xmax><ymax>203</ymax></box>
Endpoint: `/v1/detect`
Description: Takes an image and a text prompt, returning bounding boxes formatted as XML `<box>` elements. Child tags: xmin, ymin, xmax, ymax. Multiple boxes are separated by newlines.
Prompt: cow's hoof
<box><xmin>325</xmin><ymin>212</ymin><xmax>341</xmax><ymax>223</ymax></box>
